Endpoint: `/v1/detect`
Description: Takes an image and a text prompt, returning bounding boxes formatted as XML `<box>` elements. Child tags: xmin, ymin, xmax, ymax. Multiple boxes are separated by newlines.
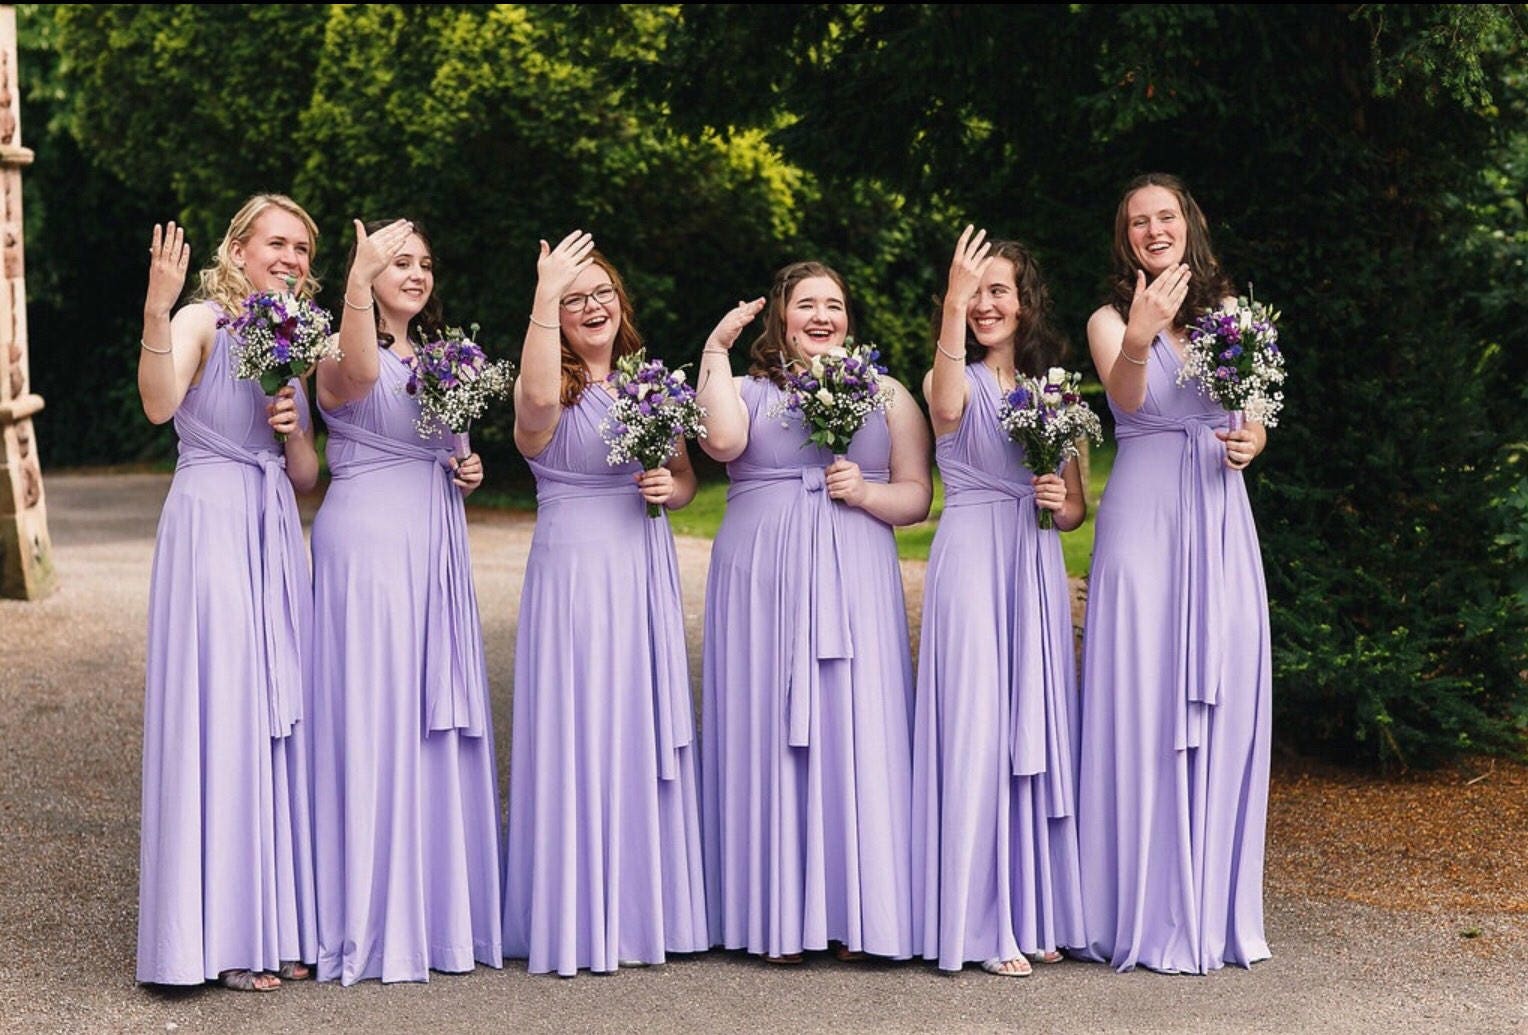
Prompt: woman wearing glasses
<box><xmin>502</xmin><ymin>231</ymin><xmax>707</xmax><ymax>976</ymax></box>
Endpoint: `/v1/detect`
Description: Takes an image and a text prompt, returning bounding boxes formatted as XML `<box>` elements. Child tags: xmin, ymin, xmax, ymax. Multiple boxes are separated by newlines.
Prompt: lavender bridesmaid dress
<box><xmin>503</xmin><ymin>387</ymin><xmax>708</xmax><ymax>976</ymax></box>
<box><xmin>702</xmin><ymin>376</ymin><xmax>915</xmax><ymax>960</ymax></box>
<box><xmin>1077</xmin><ymin>331</ymin><xmax>1273</xmax><ymax>974</ymax></box>
<box><xmin>310</xmin><ymin>346</ymin><xmax>502</xmax><ymax>985</ymax></box>
<box><xmin>137</xmin><ymin>304</ymin><xmax>316</xmax><ymax>983</ymax></box>
<box><xmin>910</xmin><ymin>363</ymin><xmax>1085</xmax><ymax>971</ymax></box>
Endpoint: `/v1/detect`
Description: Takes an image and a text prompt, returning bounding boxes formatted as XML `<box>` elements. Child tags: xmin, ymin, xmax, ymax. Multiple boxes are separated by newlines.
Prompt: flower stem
<box><xmin>647</xmin><ymin>501</ymin><xmax>662</xmax><ymax>519</ymax></box>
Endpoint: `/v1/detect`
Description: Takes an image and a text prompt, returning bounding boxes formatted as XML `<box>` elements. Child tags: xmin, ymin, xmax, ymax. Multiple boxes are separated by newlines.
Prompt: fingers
<box><xmin>353</xmin><ymin>218</ymin><xmax>367</xmax><ymax>243</ymax></box>
<box><xmin>150</xmin><ymin>222</ymin><xmax>188</xmax><ymax>266</ymax></box>
<box><xmin>552</xmin><ymin>229</ymin><xmax>596</xmax><ymax>260</ymax></box>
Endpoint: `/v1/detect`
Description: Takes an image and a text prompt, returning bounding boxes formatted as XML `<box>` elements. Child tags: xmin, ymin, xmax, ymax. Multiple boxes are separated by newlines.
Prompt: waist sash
<box><xmin>942</xmin><ymin>456</ymin><xmax>1074</xmax><ymax>816</ymax></box>
<box><xmin>174</xmin><ymin>413</ymin><xmax>305</xmax><ymax>739</ymax></box>
<box><xmin>327</xmin><ymin>414</ymin><xmax>487</xmax><ymax>737</ymax></box>
<box><xmin>528</xmin><ymin>460</ymin><xmax>694</xmax><ymax>780</ymax></box>
<box><xmin>1115</xmin><ymin>410</ymin><xmax>1231</xmax><ymax>751</ymax></box>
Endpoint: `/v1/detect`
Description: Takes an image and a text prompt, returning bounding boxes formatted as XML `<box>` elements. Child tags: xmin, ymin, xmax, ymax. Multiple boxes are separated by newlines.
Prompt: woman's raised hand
<box><xmin>146</xmin><ymin>222</ymin><xmax>190</xmax><ymax>318</ymax></box>
<box><xmin>946</xmin><ymin>224</ymin><xmax>992</xmax><ymax>308</ymax></box>
<box><xmin>1127</xmin><ymin>263</ymin><xmax>1192</xmax><ymax>338</ymax></box>
<box><xmin>705</xmin><ymin>297</ymin><xmax>766</xmax><ymax>353</ymax></box>
<box><xmin>349</xmin><ymin>218</ymin><xmax>413</xmax><ymax>287</ymax></box>
<box><xmin>536</xmin><ymin>230</ymin><xmax>596</xmax><ymax>301</ymax></box>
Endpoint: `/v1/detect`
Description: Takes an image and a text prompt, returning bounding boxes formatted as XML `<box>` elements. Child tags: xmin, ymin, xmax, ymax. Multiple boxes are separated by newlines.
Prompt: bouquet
<box><xmin>770</xmin><ymin>338</ymin><xmax>890</xmax><ymax>456</ymax></box>
<box><xmin>402</xmin><ymin>323</ymin><xmax>517</xmax><ymax>455</ymax></box>
<box><xmin>1175</xmin><ymin>288</ymin><xmax>1285</xmax><ymax>429</ymax></box>
<box><xmin>997</xmin><ymin>367</ymin><xmax>1104</xmax><ymax>529</ymax></box>
<box><xmin>220</xmin><ymin>278</ymin><xmax>336</xmax><ymax>440</ymax></box>
<box><xmin>598</xmin><ymin>349</ymin><xmax>709</xmax><ymax>517</ymax></box>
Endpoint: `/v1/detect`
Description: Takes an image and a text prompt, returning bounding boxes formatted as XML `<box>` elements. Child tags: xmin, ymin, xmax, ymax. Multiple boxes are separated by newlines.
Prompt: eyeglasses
<box><xmin>559</xmin><ymin>284</ymin><xmax>617</xmax><ymax>313</ymax></box>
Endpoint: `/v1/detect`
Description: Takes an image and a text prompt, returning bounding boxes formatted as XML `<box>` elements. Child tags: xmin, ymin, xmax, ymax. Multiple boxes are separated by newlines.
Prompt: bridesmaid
<box><xmin>1077</xmin><ymin>172</ymin><xmax>1272</xmax><ymax>974</ymax></box>
<box><xmin>310</xmin><ymin>217</ymin><xmax>503</xmax><ymax>984</ymax></box>
<box><xmin>695</xmin><ymin>262</ymin><xmax>932</xmax><ymax>964</ymax></box>
<box><xmin>502</xmin><ymin>230</ymin><xmax>708</xmax><ymax>976</ymax></box>
<box><xmin>910</xmin><ymin>228</ymin><xmax>1087</xmax><ymax>977</ymax></box>
<box><xmin>135</xmin><ymin>195</ymin><xmax>320</xmax><ymax>991</ymax></box>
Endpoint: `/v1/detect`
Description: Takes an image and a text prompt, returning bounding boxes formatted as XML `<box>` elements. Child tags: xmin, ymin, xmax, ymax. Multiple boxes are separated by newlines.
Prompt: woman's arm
<box><xmin>695</xmin><ymin>298</ymin><xmax>764</xmax><ymax>462</ymax></box>
<box><xmin>1217</xmin><ymin>419</ymin><xmax>1268</xmax><ymax>471</ymax></box>
<box><xmin>928</xmin><ymin>224</ymin><xmax>989</xmax><ymax>436</ymax></box>
<box><xmin>271</xmin><ymin>383</ymin><xmax>319</xmax><ymax>492</ymax></box>
<box><xmin>138</xmin><ymin>222</ymin><xmax>214</xmax><ymax>424</ymax></box>
<box><xmin>318</xmin><ymin>218</ymin><xmax>415</xmax><ymax>410</ymax></box>
<box><xmin>514</xmin><ymin>230</ymin><xmax>595</xmax><ymax>459</ymax></box>
<box><xmin>636</xmin><ymin>438</ymin><xmax>698</xmax><ymax>512</ymax></box>
<box><xmin>825</xmin><ymin>377</ymin><xmax>934</xmax><ymax>526</ymax></box>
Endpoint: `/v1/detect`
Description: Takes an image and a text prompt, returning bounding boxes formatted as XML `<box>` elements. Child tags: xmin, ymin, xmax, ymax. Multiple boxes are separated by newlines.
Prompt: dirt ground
<box><xmin>0</xmin><ymin>472</ymin><xmax>1522</xmax><ymax>1035</ymax></box>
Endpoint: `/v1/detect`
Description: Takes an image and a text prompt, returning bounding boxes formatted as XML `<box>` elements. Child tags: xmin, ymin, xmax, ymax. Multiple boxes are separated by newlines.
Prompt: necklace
<box><xmin>984</xmin><ymin>361</ymin><xmax>1016</xmax><ymax>396</ymax></box>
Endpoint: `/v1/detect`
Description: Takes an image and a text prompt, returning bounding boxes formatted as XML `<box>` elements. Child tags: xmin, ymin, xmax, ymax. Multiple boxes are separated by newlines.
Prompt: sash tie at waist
<box><xmin>327</xmin><ymin>414</ymin><xmax>487</xmax><ymax>737</ymax></box>
<box><xmin>528</xmin><ymin>460</ymin><xmax>694</xmax><ymax>780</ymax></box>
<box><xmin>941</xmin><ymin>456</ymin><xmax>1074</xmax><ymax>816</ymax></box>
<box><xmin>1115</xmin><ymin>410</ymin><xmax>1231</xmax><ymax>751</ymax></box>
<box><xmin>727</xmin><ymin>460</ymin><xmax>890</xmax><ymax>748</ymax></box>
<box><xmin>174</xmin><ymin>413</ymin><xmax>304</xmax><ymax>739</ymax></box>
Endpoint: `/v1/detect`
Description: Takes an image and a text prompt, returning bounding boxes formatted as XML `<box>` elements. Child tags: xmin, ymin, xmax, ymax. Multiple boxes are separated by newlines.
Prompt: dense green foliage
<box><xmin>16</xmin><ymin>4</ymin><xmax>1526</xmax><ymax>767</ymax></box>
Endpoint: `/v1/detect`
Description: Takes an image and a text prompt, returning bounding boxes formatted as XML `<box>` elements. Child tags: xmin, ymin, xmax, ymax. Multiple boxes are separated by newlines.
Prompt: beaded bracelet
<box><xmin>140</xmin><ymin>339</ymin><xmax>173</xmax><ymax>355</ymax></box>
<box><xmin>342</xmin><ymin>295</ymin><xmax>374</xmax><ymax>312</ymax></box>
<box><xmin>1118</xmin><ymin>348</ymin><xmax>1149</xmax><ymax>366</ymax></box>
<box><xmin>528</xmin><ymin>314</ymin><xmax>559</xmax><ymax>330</ymax></box>
<box><xmin>935</xmin><ymin>341</ymin><xmax>965</xmax><ymax>362</ymax></box>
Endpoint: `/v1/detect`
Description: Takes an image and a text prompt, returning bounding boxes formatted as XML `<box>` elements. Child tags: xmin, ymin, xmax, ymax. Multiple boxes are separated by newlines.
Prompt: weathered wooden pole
<box><xmin>0</xmin><ymin>4</ymin><xmax>56</xmax><ymax>600</ymax></box>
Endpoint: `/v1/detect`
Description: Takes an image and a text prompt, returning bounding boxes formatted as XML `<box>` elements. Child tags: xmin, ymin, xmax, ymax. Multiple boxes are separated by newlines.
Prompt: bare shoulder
<box><xmin>1087</xmin><ymin>304</ymin><xmax>1123</xmax><ymax>333</ymax></box>
<box><xmin>920</xmin><ymin>367</ymin><xmax>935</xmax><ymax>403</ymax></box>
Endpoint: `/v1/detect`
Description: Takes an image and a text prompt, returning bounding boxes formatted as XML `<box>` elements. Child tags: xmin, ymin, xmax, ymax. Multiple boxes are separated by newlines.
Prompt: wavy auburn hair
<box><xmin>557</xmin><ymin>250</ymin><xmax>643</xmax><ymax>406</ymax></box>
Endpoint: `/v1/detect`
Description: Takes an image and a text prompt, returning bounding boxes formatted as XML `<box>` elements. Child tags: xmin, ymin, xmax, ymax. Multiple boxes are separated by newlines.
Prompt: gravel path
<box><xmin>0</xmin><ymin>472</ymin><xmax>1522</xmax><ymax>1035</ymax></box>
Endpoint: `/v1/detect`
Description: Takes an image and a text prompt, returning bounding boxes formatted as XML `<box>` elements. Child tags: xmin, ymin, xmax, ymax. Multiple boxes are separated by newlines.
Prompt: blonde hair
<box><xmin>192</xmin><ymin>193</ymin><xmax>321</xmax><ymax>316</ymax></box>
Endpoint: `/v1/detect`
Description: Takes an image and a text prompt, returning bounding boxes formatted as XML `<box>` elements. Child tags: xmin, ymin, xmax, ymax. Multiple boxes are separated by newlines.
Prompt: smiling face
<box><xmin>783</xmin><ymin>275</ymin><xmax>848</xmax><ymax>360</ymax></box>
<box><xmin>558</xmin><ymin>262</ymin><xmax>623</xmax><ymax>360</ymax></box>
<box><xmin>1125</xmin><ymin>184</ymin><xmax>1188</xmax><ymax>277</ymax></box>
<box><xmin>966</xmin><ymin>256</ymin><xmax>1022</xmax><ymax>350</ymax></box>
<box><xmin>371</xmin><ymin>232</ymin><xmax>434</xmax><ymax>321</ymax></box>
<box><xmin>231</xmin><ymin>207</ymin><xmax>313</xmax><ymax>294</ymax></box>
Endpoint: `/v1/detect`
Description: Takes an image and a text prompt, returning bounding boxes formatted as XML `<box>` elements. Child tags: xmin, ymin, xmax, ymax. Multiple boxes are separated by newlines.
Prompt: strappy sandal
<box><xmin>1027</xmin><ymin>949</ymin><xmax>1064</xmax><ymax>965</ymax></box>
<box><xmin>833</xmin><ymin>945</ymin><xmax>866</xmax><ymax>962</ymax></box>
<box><xmin>980</xmin><ymin>957</ymin><xmax>1032</xmax><ymax>977</ymax></box>
<box><xmin>277</xmin><ymin>960</ymin><xmax>311</xmax><ymax>981</ymax></box>
<box><xmin>218</xmin><ymin>969</ymin><xmax>280</xmax><ymax>992</ymax></box>
<box><xmin>764</xmin><ymin>953</ymin><xmax>804</xmax><ymax>965</ymax></box>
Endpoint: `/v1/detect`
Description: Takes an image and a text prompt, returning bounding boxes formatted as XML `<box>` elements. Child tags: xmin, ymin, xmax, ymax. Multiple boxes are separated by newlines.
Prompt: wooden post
<box><xmin>0</xmin><ymin>4</ymin><xmax>56</xmax><ymax>600</ymax></box>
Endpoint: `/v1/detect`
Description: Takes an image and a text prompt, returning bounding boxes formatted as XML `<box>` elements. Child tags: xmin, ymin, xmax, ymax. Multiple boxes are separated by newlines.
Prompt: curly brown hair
<box><xmin>1105</xmin><ymin>173</ymin><xmax>1234</xmax><ymax>326</ymax></box>
<box><xmin>747</xmin><ymin>260</ymin><xmax>855</xmax><ymax>388</ymax></box>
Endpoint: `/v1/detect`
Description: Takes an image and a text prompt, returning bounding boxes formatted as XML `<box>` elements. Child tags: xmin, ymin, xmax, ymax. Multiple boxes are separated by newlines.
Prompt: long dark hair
<box><xmin>748</xmin><ymin>260</ymin><xmax>855</xmax><ymax>387</ymax></box>
<box><xmin>931</xmin><ymin>239</ymin><xmax>1068</xmax><ymax>376</ymax></box>
<box><xmin>345</xmin><ymin>217</ymin><xmax>445</xmax><ymax>348</ymax></box>
<box><xmin>1105</xmin><ymin>172</ymin><xmax>1234</xmax><ymax>325</ymax></box>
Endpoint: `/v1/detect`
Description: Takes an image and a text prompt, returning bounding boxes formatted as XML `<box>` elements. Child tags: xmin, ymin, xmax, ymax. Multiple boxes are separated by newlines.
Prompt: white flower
<box><xmin>1046</xmin><ymin>366</ymin><xmax>1068</xmax><ymax>385</ymax></box>
<box><xmin>810</xmin><ymin>355</ymin><xmax>825</xmax><ymax>379</ymax></box>
<box><xmin>815</xmin><ymin>387</ymin><xmax>835</xmax><ymax>407</ymax></box>
<box><xmin>673</xmin><ymin>369</ymin><xmax>687</xmax><ymax>384</ymax></box>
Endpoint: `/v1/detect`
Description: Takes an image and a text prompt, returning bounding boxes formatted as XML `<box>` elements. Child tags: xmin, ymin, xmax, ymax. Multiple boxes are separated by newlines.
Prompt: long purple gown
<box><xmin>137</xmin><ymin>304</ymin><xmax>317</xmax><ymax>984</ymax></box>
<box><xmin>910</xmin><ymin>363</ymin><xmax>1085</xmax><ymax>971</ymax></box>
<box><xmin>310</xmin><ymin>346</ymin><xmax>502</xmax><ymax>985</ymax></box>
<box><xmin>1077</xmin><ymin>331</ymin><xmax>1273</xmax><ymax>974</ymax></box>
<box><xmin>503</xmin><ymin>387</ymin><xmax>708</xmax><ymax>976</ymax></box>
<box><xmin>702</xmin><ymin>376</ymin><xmax>915</xmax><ymax>960</ymax></box>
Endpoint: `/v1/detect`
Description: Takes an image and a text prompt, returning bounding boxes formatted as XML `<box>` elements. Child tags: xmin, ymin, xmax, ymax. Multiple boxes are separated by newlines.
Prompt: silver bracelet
<box><xmin>935</xmin><ymin>340</ymin><xmax>965</xmax><ymax>362</ymax></box>
<box><xmin>1118</xmin><ymin>347</ymin><xmax>1149</xmax><ymax>366</ymax></box>
<box><xmin>528</xmin><ymin>313</ymin><xmax>559</xmax><ymax>330</ymax></box>
<box><xmin>702</xmin><ymin>346</ymin><xmax>730</xmax><ymax>356</ymax></box>
<box><xmin>140</xmin><ymin>338</ymin><xmax>173</xmax><ymax>355</ymax></box>
<box><xmin>342</xmin><ymin>294</ymin><xmax>374</xmax><ymax>312</ymax></box>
